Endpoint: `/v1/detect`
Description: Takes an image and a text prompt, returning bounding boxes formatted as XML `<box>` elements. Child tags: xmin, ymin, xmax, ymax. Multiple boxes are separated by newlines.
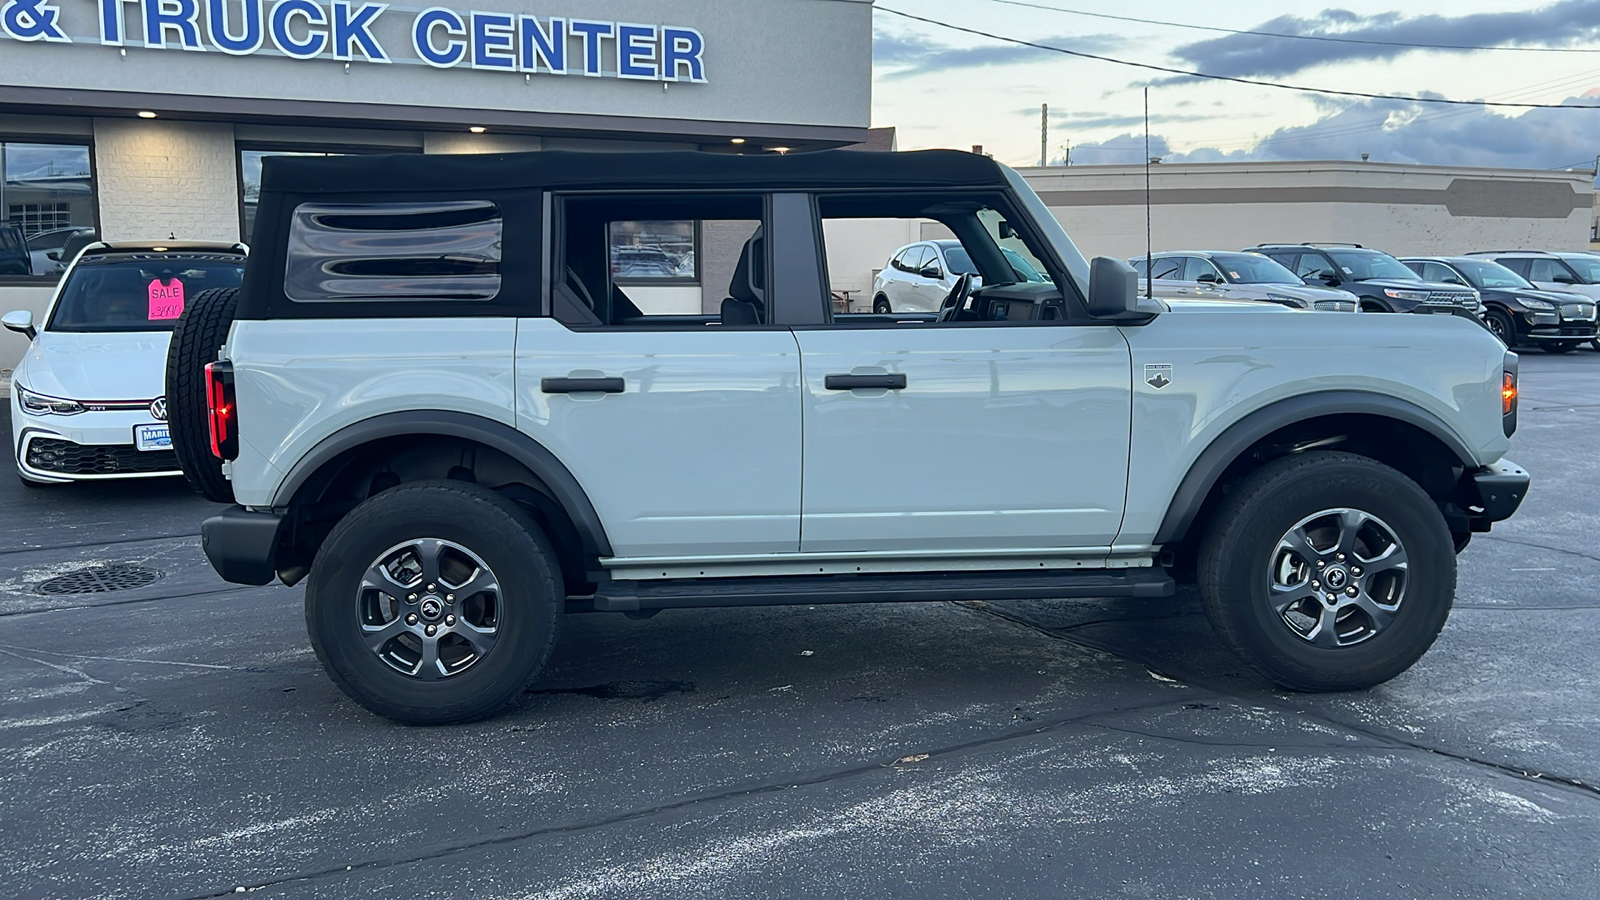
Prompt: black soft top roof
<box><xmin>260</xmin><ymin>149</ymin><xmax>1011</xmax><ymax>195</ymax></box>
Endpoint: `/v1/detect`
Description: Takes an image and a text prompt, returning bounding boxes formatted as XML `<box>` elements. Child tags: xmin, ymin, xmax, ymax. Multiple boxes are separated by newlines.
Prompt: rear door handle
<box><xmin>542</xmin><ymin>377</ymin><xmax>625</xmax><ymax>394</ymax></box>
<box><xmin>824</xmin><ymin>373</ymin><xmax>907</xmax><ymax>391</ymax></box>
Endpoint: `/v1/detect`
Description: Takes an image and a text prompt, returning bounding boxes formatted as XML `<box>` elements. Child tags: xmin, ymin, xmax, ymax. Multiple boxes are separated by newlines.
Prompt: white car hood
<box><xmin>1247</xmin><ymin>283</ymin><xmax>1359</xmax><ymax>303</ymax></box>
<box><xmin>17</xmin><ymin>330</ymin><xmax>172</xmax><ymax>401</ymax></box>
<box><xmin>1160</xmin><ymin>297</ymin><xmax>1293</xmax><ymax>313</ymax></box>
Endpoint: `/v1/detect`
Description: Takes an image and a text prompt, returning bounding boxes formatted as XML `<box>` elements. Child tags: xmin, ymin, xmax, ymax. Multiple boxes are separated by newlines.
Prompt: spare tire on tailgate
<box><xmin>165</xmin><ymin>287</ymin><xmax>240</xmax><ymax>503</ymax></box>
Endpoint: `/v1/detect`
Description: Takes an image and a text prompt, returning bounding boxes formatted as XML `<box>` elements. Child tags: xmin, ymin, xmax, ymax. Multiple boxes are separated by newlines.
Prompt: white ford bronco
<box><xmin>168</xmin><ymin>150</ymin><xmax>1529</xmax><ymax>724</ymax></box>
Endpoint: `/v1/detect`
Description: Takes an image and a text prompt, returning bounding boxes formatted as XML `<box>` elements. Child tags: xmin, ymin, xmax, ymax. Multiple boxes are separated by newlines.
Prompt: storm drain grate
<box><xmin>34</xmin><ymin>564</ymin><xmax>164</xmax><ymax>595</ymax></box>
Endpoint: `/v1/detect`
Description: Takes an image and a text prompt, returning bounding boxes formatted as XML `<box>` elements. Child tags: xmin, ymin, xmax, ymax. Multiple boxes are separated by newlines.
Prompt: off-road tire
<box><xmin>306</xmin><ymin>481</ymin><xmax>563</xmax><ymax>725</ymax></box>
<box><xmin>165</xmin><ymin>287</ymin><xmax>239</xmax><ymax>503</ymax></box>
<box><xmin>1197</xmin><ymin>450</ymin><xmax>1455</xmax><ymax>692</ymax></box>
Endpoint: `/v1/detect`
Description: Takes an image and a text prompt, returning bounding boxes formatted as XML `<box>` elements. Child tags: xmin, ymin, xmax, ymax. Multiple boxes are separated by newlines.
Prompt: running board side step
<box><xmin>586</xmin><ymin>568</ymin><xmax>1175</xmax><ymax>613</ymax></box>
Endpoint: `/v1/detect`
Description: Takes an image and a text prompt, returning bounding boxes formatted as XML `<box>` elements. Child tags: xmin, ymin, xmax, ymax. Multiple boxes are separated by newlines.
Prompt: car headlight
<box><xmin>1384</xmin><ymin>289</ymin><xmax>1430</xmax><ymax>301</ymax></box>
<box><xmin>15</xmin><ymin>383</ymin><xmax>85</xmax><ymax>416</ymax></box>
<box><xmin>1519</xmin><ymin>297</ymin><xmax>1555</xmax><ymax>311</ymax></box>
<box><xmin>1265</xmin><ymin>293</ymin><xmax>1311</xmax><ymax>308</ymax></box>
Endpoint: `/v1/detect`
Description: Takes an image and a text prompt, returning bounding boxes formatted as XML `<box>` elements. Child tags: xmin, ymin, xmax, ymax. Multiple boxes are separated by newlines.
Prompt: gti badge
<box><xmin>150</xmin><ymin>397</ymin><xmax>167</xmax><ymax>421</ymax></box>
<box><xmin>1145</xmin><ymin>364</ymin><xmax>1173</xmax><ymax>390</ymax></box>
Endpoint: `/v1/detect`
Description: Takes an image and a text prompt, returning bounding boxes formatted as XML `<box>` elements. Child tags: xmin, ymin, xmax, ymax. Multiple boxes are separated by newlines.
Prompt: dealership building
<box><xmin>0</xmin><ymin>0</ymin><xmax>873</xmax><ymax>368</ymax></box>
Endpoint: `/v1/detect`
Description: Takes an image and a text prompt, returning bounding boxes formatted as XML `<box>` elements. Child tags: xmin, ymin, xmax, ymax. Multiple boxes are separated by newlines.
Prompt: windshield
<box><xmin>1562</xmin><ymin>255</ymin><xmax>1600</xmax><ymax>282</ymax></box>
<box><xmin>1209</xmin><ymin>253</ymin><xmax>1300</xmax><ymax>284</ymax></box>
<box><xmin>1327</xmin><ymin>250</ymin><xmax>1418</xmax><ymax>281</ymax></box>
<box><xmin>1452</xmin><ymin>259</ymin><xmax>1532</xmax><ymax>290</ymax></box>
<box><xmin>1001</xmin><ymin>165</ymin><xmax>1090</xmax><ymax>294</ymax></box>
<box><xmin>47</xmin><ymin>255</ymin><xmax>245</xmax><ymax>333</ymax></box>
<box><xmin>943</xmin><ymin>245</ymin><xmax>978</xmax><ymax>276</ymax></box>
<box><xmin>1003</xmin><ymin>248</ymin><xmax>1048</xmax><ymax>282</ymax></box>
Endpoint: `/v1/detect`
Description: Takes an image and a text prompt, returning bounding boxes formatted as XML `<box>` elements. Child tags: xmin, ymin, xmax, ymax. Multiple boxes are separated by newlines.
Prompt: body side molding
<box><xmin>1153</xmin><ymin>391</ymin><xmax>1477</xmax><ymax>545</ymax></box>
<box><xmin>270</xmin><ymin>410</ymin><xmax>614</xmax><ymax>558</ymax></box>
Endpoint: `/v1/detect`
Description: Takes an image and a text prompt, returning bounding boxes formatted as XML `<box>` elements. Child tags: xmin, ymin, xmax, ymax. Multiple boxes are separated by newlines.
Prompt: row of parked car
<box><xmin>0</xmin><ymin>224</ymin><xmax>98</xmax><ymax>277</ymax></box>
<box><xmin>869</xmin><ymin>241</ymin><xmax>1600</xmax><ymax>352</ymax></box>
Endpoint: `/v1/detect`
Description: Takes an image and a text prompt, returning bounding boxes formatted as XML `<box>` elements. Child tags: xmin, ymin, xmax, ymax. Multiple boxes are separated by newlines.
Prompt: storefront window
<box><xmin>239</xmin><ymin>149</ymin><xmax>346</xmax><ymax>242</ymax></box>
<box><xmin>0</xmin><ymin>140</ymin><xmax>97</xmax><ymax>280</ymax></box>
<box><xmin>609</xmin><ymin>220</ymin><xmax>698</xmax><ymax>283</ymax></box>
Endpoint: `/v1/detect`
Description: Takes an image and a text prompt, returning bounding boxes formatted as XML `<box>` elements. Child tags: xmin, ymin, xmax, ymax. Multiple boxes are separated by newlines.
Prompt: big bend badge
<box><xmin>1145</xmin><ymin>364</ymin><xmax>1173</xmax><ymax>390</ymax></box>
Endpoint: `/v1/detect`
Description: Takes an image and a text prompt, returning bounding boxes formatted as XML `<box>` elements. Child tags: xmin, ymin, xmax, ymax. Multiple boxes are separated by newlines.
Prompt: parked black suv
<box><xmin>1247</xmin><ymin>243</ymin><xmax>1480</xmax><ymax>318</ymax></box>
<box><xmin>1401</xmin><ymin>256</ymin><xmax>1598</xmax><ymax>353</ymax></box>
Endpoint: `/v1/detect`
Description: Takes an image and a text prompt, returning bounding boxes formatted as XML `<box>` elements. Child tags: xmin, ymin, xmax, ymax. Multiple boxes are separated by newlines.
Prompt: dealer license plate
<box><xmin>134</xmin><ymin>424</ymin><xmax>171</xmax><ymax>452</ymax></box>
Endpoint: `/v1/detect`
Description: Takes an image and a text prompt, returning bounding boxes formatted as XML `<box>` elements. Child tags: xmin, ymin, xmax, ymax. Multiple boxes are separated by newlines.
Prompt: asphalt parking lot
<box><xmin>2</xmin><ymin>353</ymin><xmax>1598</xmax><ymax>900</ymax></box>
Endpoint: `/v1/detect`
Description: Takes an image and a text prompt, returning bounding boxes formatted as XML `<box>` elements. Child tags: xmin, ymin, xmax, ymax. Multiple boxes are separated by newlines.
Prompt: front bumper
<box><xmin>1447</xmin><ymin>459</ymin><xmax>1530</xmax><ymax>534</ymax></box>
<box><xmin>201</xmin><ymin>506</ymin><xmax>285</xmax><ymax>586</ymax></box>
<box><xmin>13</xmin><ymin>410</ymin><xmax>180</xmax><ymax>483</ymax></box>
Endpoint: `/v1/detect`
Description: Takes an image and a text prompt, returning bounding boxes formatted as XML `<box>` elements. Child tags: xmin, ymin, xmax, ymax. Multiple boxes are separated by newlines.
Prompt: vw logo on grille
<box><xmin>150</xmin><ymin>397</ymin><xmax>167</xmax><ymax>421</ymax></box>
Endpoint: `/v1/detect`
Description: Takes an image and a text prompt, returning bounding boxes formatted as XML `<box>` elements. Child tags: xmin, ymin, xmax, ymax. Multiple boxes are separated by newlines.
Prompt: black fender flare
<box><xmin>1153</xmin><ymin>391</ymin><xmax>1476</xmax><ymax>545</ymax></box>
<box><xmin>272</xmin><ymin>410</ymin><xmax>613</xmax><ymax>558</ymax></box>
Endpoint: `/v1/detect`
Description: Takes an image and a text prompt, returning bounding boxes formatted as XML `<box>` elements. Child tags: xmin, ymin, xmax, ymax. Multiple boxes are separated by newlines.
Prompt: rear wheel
<box><xmin>305</xmin><ymin>481</ymin><xmax>563</xmax><ymax>724</ymax></box>
<box><xmin>1198</xmin><ymin>451</ymin><xmax>1455</xmax><ymax>692</ymax></box>
<box><xmin>873</xmin><ymin>294</ymin><xmax>892</xmax><ymax>314</ymax></box>
<box><xmin>165</xmin><ymin>287</ymin><xmax>239</xmax><ymax>503</ymax></box>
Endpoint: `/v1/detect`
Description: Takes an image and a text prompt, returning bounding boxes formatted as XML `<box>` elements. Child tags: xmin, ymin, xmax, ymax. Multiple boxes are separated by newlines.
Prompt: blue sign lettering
<box><xmin>615</xmin><ymin>23</ymin><xmax>654</xmax><ymax>80</ymax></box>
<box><xmin>331</xmin><ymin>0</ymin><xmax>386</xmax><ymax>62</ymax></box>
<box><xmin>662</xmin><ymin>27</ymin><xmax>705</xmax><ymax>83</ymax></box>
<box><xmin>412</xmin><ymin>6</ymin><xmax>463</xmax><ymax>67</ymax></box>
<box><xmin>207</xmin><ymin>0</ymin><xmax>263</xmax><ymax>54</ymax></box>
<box><xmin>470</xmin><ymin>10</ymin><xmax>513</xmax><ymax>70</ymax></box>
<box><xmin>144</xmin><ymin>0</ymin><xmax>203</xmax><ymax>49</ymax></box>
<box><xmin>1</xmin><ymin>0</ymin><xmax>69</xmax><ymax>41</ymax></box>
<box><xmin>568</xmin><ymin>18</ymin><xmax>610</xmax><ymax>77</ymax></box>
<box><xmin>269</xmin><ymin>0</ymin><xmax>326</xmax><ymax>58</ymax></box>
<box><xmin>518</xmin><ymin>15</ymin><xmax>563</xmax><ymax>74</ymax></box>
<box><xmin>3</xmin><ymin>2</ymin><xmax>709</xmax><ymax>84</ymax></box>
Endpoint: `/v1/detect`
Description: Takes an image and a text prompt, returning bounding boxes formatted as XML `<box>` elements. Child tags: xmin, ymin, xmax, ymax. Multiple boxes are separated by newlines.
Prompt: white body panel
<box><xmin>225</xmin><ymin>319</ymin><xmax>520</xmax><ymax>507</ymax></box>
<box><xmin>10</xmin><ymin>329</ymin><xmax>176</xmax><ymax>482</ymax></box>
<box><xmin>1115</xmin><ymin>303</ymin><xmax>1511</xmax><ymax>545</ymax></box>
<box><xmin>513</xmin><ymin>318</ymin><xmax>803</xmax><ymax>558</ymax></box>
<box><xmin>793</xmin><ymin>325</ymin><xmax>1132</xmax><ymax>552</ymax></box>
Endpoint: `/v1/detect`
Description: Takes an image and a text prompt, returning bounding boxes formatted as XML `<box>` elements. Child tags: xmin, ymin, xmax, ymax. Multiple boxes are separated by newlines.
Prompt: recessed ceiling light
<box><xmin>730</xmin><ymin>138</ymin><xmax>746</xmax><ymax>144</ymax></box>
<box><xmin>137</xmin><ymin>111</ymin><xmax>157</xmax><ymax>118</ymax></box>
<box><xmin>469</xmin><ymin>126</ymin><xmax>486</xmax><ymax>133</ymax></box>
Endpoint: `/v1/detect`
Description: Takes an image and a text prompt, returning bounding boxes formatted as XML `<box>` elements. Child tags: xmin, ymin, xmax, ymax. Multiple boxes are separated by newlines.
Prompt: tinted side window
<box><xmin>1423</xmin><ymin>263</ymin><xmax>1459</xmax><ymax>284</ymax></box>
<box><xmin>1149</xmin><ymin>257</ymin><xmax>1186</xmax><ymax>280</ymax></box>
<box><xmin>1528</xmin><ymin>259</ymin><xmax>1570</xmax><ymax>283</ymax></box>
<box><xmin>1498</xmin><ymin>258</ymin><xmax>1530</xmax><ymax>277</ymax></box>
<box><xmin>1184</xmin><ymin>257</ymin><xmax>1223</xmax><ymax>281</ymax></box>
<box><xmin>1261</xmin><ymin>252</ymin><xmax>1298</xmax><ymax>275</ymax></box>
<box><xmin>1295</xmin><ymin>254</ymin><xmax>1333</xmax><ymax>280</ymax></box>
<box><xmin>284</xmin><ymin>201</ymin><xmax>502</xmax><ymax>302</ymax></box>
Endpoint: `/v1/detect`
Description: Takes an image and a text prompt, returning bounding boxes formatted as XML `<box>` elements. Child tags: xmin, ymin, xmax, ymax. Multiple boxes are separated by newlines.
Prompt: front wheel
<box><xmin>305</xmin><ymin>481</ymin><xmax>563</xmax><ymax>724</ymax></box>
<box><xmin>1197</xmin><ymin>451</ymin><xmax>1455</xmax><ymax>692</ymax></box>
<box><xmin>1483</xmin><ymin>309</ymin><xmax>1515</xmax><ymax>347</ymax></box>
<box><xmin>873</xmin><ymin>294</ymin><xmax>892</xmax><ymax>314</ymax></box>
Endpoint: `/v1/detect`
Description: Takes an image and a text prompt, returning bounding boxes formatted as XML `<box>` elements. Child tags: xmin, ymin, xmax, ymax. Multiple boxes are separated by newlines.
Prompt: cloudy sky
<box><xmin>871</xmin><ymin>0</ymin><xmax>1600</xmax><ymax>170</ymax></box>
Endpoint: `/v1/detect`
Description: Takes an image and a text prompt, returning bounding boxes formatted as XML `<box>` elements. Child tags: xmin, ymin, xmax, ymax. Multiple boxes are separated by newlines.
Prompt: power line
<box><xmin>981</xmin><ymin>0</ymin><xmax>1600</xmax><ymax>54</ymax></box>
<box><xmin>877</xmin><ymin>6</ymin><xmax>1600</xmax><ymax>109</ymax></box>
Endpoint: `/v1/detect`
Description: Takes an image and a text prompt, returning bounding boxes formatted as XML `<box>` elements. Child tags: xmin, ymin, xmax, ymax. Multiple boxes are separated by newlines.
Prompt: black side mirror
<box><xmin>919</xmin><ymin>264</ymin><xmax>943</xmax><ymax>279</ymax></box>
<box><xmin>45</xmin><ymin>250</ymin><xmax>60</xmax><ymax>261</ymax></box>
<box><xmin>1554</xmin><ymin>274</ymin><xmax>1578</xmax><ymax>285</ymax></box>
<box><xmin>1196</xmin><ymin>272</ymin><xmax>1223</xmax><ymax>284</ymax></box>
<box><xmin>1088</xmin><ymin>257</ymin><xmax>1163</xmax><ymax>321</ymax></box>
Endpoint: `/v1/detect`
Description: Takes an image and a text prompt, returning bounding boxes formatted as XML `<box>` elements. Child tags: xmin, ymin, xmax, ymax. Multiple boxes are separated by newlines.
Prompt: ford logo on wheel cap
<box><xmin>150</xmin><ymin>397</ymin><xmax>167</xmax><ymax>421</ymax></box>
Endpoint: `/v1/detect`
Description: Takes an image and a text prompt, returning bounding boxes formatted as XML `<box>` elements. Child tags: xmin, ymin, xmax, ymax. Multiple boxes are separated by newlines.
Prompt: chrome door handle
<box><xmin>542</xmin><ymin>377</ymin><xmax>625</xmax><ymax>394</ymax></box>
<box><xmin>824</xmin><ymin>373</ymin><xmax>907</xmax><ymax>390</ymax></box>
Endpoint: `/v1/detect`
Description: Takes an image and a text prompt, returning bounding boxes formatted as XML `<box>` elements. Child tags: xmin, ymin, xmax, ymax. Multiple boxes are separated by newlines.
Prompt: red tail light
<box><xmin>205</xmin><ymin>361</ymin><xmax>238</xmax><ymax>460</ymax></box>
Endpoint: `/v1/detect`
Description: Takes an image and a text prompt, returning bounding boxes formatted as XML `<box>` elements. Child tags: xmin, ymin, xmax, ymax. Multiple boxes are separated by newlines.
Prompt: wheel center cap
<box><xmin>418</xmin><ymin>597</ymin><xmax>444</xmax><ymax>621</ymax></box>
<box><xmin>1323</xmin><ymin>566</ymin><xmax>1349</xmax><ymax>589</ymax></box>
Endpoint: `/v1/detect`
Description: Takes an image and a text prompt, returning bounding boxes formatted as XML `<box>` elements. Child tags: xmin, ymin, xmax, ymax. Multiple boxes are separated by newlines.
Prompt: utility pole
<box><xmin>1040</xmin><ymin>103</ymin><xmax>1048</xmax><ymax>168</ymax></box>
<box><xmin>1059</xmin><ymin>142</ymin><xmax>1070</xmax><ymax>167</ymax></box>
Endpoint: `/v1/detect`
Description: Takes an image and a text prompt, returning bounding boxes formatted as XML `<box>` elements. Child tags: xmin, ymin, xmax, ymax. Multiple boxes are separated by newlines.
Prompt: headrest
<box><xmin>729</xmin><ymin>227</ymin><xmax>765</xmax><ymax>309</ymax></box>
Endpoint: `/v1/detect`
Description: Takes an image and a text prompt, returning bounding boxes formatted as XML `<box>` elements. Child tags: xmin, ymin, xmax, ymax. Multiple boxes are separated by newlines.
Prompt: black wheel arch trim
<box><xmin>1153</xmin><ymin>391</ymin><xmax>1477</xmax><ymax>545</ymax></box>
<box><xmin>271</xmin><ymin>410</ymin><xmax>614</xmax><ymax>558</ymax></box>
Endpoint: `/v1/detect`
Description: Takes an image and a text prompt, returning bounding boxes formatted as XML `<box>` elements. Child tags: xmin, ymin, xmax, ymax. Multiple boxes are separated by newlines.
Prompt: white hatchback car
<box><xmin>871</xmin><ymin>239</ymin><xmax>1048</xmax><ymax>313</ymax></box>
<box><xmin>4</xmin><ymin>241</ymin><xmax>247</xmax><ymax>485</ymax></box>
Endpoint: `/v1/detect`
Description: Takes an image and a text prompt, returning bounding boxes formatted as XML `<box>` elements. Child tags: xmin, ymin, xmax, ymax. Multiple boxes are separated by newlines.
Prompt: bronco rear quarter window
<box><xmin>284</xmin><ymin>201</ymin><xmax>503</xmax><ymax>302</ymax></box>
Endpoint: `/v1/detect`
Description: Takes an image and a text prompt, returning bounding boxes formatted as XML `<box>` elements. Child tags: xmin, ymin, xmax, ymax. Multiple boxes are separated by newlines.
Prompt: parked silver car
<box><xmin>871</xmin><ymin>239</ymin><xmax>1047</xmax><ymax>313</ymax></box>
<box><xmin>1130</xmin><ymin>251</ymin><xmax>1360</xmax><ymax>311</ymax></box>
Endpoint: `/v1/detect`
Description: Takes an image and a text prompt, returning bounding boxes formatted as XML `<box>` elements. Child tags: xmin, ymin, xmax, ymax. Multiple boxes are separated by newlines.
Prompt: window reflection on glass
<box><xmin>609</xmin><ymin>221</ymin><xmax>697</xmax><ymax>283</ymax></box>
<box><xmin>239</xmin><ymin>149</ymin><xmax>346</xmax><ymax>242</ymax></box>
<box><xmin>1</xmin><ymin>141</ymin><xmax>97</xmax><ymax>278</ymax></box>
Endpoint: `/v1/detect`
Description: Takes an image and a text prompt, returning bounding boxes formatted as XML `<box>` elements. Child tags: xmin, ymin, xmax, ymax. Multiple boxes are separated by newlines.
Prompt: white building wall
<box><xmin>92</xmin><ymin>119</ymin><xmax>242</xmax><ymax>244</ymax></box>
